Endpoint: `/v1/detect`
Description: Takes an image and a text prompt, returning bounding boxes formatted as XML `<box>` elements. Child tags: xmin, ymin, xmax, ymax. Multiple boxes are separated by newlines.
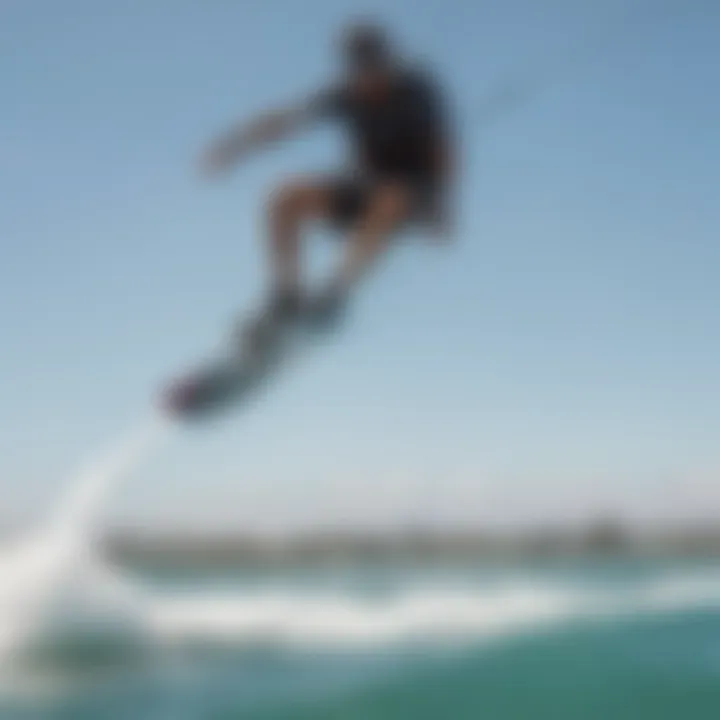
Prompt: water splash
<box><xmin>48</xmin><ymin>415</ymin><xmax>174</xmax><ymax>551</ymax></box>
<box><xmin>0</xmin><ymin>415</ymin><xmax>173</xmax><ymax>669</ymax></box>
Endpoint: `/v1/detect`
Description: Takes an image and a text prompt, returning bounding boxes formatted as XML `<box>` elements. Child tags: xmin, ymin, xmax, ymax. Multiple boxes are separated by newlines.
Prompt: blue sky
<box><xmin>1</xmin><ymin>0</ymin><xmax>718</xmax><ymax>532</ymax></box>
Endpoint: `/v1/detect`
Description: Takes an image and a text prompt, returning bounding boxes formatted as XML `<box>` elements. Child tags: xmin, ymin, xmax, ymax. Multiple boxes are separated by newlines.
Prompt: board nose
<box><xmin>162</xmin><ymin>378</ymin><xmax>199</xmax><ymax>416</ymax></box>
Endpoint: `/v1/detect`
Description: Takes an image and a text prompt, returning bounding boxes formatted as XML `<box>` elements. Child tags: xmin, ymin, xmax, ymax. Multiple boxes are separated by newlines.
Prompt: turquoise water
<box><xmin>1</xmin><ymin>560</ymin><xmax>719</xmax><ymax>719</ymax></box>
<box><xmin>274</xmin><ymin>610</ymin><xmax>720</xmax><ymax>720</ymax></box>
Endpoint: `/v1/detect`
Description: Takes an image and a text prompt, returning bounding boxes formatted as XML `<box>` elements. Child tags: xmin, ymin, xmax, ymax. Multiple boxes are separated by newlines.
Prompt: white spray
<box><xmin>47</xmin><ymin>415</ymin><xmax>174</xmax><ymax>553</ymax></box>
<box><xmin>0</xmin><ymin>415</ymin><xmax>174</xmax><ymax>664</ymax></box>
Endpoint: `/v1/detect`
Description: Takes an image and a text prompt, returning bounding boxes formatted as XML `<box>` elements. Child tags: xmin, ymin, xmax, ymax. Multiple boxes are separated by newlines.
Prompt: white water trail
<box><xmin>46</xmin><ymin>414</ymin><xmax>174</xmax><ymax>551</ymax></box>
<box><xmin>0</xmin><ymin>414</ymin><xmax>174</xmax><ymax>664</ymax></box>
<box><xmin>148</xmin><ymin>573</ymin><xmax>720</xmax><ymax>652</ymax></box>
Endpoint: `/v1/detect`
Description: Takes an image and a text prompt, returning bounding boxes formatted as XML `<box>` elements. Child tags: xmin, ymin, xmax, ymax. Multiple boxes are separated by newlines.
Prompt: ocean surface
<box><xmin>0</xmin><ymin>555</ymin><xmax>718</xmax><ymax>720</ymax></box>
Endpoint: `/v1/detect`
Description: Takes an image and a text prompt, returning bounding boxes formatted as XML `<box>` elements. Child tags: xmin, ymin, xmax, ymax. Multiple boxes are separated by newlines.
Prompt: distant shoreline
<box><xmin>100</xmin><ymin>520</ymin><xmax>720</xmax><ymax>570</ymax></box>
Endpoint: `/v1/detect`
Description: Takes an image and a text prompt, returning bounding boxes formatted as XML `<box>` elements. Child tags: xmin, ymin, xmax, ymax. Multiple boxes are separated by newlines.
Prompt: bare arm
<box><xmin>201</xmin><ymin>99</ymin><xmax>318</xmax><ymax>176</ymax></box>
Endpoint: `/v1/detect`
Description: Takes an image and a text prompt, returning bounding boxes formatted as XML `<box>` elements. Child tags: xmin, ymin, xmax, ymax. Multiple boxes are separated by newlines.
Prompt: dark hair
<box><xmin>341</xmin><ymin>21</ymin><xmax>393</xmax><ymax>70</ymax></box>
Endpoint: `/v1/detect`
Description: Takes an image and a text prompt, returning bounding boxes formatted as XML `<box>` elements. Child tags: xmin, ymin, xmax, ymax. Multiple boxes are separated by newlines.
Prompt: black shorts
<box><xmin>325</xmin><ymin>175</ymin><xmax>439</xmax><ymax>230</ymax></box>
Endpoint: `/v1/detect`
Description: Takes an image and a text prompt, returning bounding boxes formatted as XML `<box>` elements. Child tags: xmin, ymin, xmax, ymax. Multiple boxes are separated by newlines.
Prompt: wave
<box><xmin>2</xmin><ymin>543</ymin><xmax>719</xmax><ymax>667</ymax></box>
<box><xmin>0</xmin><ymin>414</ymin><xmax>717</xmax><ymax>704</ymax></box>
<box><xmin>147</xmin><ymin>570</ymin><xmax>720</xmax><ymax>651</ymax></box>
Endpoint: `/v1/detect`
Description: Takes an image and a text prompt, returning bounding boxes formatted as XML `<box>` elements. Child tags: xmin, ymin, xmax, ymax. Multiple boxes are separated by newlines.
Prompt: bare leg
<box><xmin>330</xmin><ymin>182</ymin><xmax>412</xmax><ymax>296</ymax></box>
<box><xmin>303</xmin><ymin>182</ymin><xmax>413</xmax><ymax>333</ymax></box>
<box><xmin>255</xmin><ymin>179</ymin><xmax>412</xmax><ymax>339</ymax></box>
<box><xmin>267</xmin><ymin>178</ymin><xmax>331</xmax><ymax>297</ymax></box>
<box><xmin>241</xmin><ymin>178</ymin><xmax>332</xmax><ymax>350</ymax></box>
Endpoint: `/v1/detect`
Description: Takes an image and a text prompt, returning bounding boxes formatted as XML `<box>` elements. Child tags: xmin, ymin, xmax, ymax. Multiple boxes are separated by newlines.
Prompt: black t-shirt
<box><xmin>312</xmin><ymin>67</ymin><xmax>448</xmax><ymax>181</ymax></box>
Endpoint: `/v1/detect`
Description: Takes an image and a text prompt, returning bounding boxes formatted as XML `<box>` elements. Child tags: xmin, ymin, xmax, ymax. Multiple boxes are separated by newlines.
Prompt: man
<box><xmin>203</xmin><ymin>21</ymin><xmax>456</xmax><ymax>352</ymax></box>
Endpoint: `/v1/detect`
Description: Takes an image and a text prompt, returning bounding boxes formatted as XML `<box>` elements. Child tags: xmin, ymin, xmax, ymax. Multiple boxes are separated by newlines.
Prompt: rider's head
<box><xmin>340</xmin><ymin>21</ymin><xmax>396</xmax><ymax>96</ymax></box>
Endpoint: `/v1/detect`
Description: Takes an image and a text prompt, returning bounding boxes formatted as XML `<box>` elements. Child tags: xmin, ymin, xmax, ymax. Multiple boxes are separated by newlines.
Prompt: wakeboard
<box><xmin>162</xmin><ymin>317</ymin><xmax>301</xmax><ymax>421</ymax></box>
